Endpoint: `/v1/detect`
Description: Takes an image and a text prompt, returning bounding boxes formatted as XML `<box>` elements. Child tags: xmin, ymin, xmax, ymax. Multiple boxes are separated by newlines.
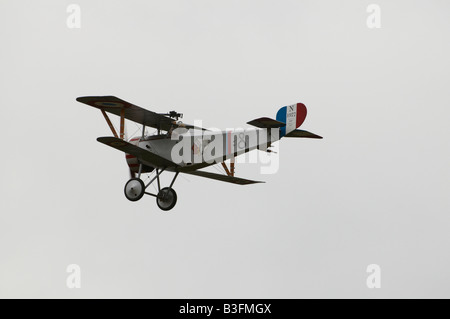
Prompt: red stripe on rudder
<box><xmin>296</xmin><ymin>103</ymin><xmax>307</xmax><ymax>127</ymax></box>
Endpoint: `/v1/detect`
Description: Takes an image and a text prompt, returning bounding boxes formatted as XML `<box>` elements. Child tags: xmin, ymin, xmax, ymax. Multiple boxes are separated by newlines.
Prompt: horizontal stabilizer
<box><xmin>97</xmin><ymin>136</ymin><xmax>177</xmax><ymax>168</ymax></box>
<box><xmin>183</xmin><ymin>170</ymin><xmax>264</xmax><ymax>185</ymax></box>
<box><xmin>284</xmin><ymin>129</ymin><xmax>323</xmax><ymax>139</ymax></box>
<box><xmin>247</xmin><ymin>117</ymin><xmax>286</xmax><ymax>129</ymax></box>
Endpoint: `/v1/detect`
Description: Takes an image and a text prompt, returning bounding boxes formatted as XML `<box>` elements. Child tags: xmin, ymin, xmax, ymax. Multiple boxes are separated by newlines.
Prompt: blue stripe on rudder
<box><xmin>276</xmin><ymin>106</ymin><xmax>287</xmax><ymax>137</ymax></box>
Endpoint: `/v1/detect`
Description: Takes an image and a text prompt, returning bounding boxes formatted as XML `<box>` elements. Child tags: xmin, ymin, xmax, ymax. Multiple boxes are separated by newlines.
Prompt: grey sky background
<box><xmin>1</xmin><ymin>0</ymin><xmax>449</xmax><ymax>298</ymax></box>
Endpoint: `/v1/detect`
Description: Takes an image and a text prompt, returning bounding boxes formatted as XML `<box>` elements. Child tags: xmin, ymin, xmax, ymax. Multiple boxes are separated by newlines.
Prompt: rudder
<box><xmin>276</xmin><ymin>103</ymin><xmax>307</xmax><ymax>137</ymax></box>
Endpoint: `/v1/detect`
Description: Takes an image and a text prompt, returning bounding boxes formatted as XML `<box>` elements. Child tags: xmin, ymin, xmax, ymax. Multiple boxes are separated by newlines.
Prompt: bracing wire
<box><xmin>212</xmin><ymin>164</ymin><xmax>226</xmax><ymax>175</ymax></box>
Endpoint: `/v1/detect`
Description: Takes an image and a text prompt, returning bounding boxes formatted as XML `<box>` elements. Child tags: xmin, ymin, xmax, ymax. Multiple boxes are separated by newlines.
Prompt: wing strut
<box><xmin>101</xmin><ymin>109</ymin><xmax>119</xmax><ymax>138</ymax></box>
<box><xmin>221</xmin><ymin>162</ymin><xmax>231</xmax><ymax>176</ymax></box>
<box><xmin>230</xmin><ymin>158</ymin><xmax>235</xmax><ymax>177</ymax></box>
<box><xmin>100</xmin><ymin>108</ymin><xmax>126</xmax><ymax>140</ymax></box>
<box><xmin>221</xmin><ymin>158</ymin><xmax>235</xmax><ymax>177</ymax></box>
<box><xmin>120</xmin><ymin>108</ymin><xmax>125</xmax><ymax>140</ymax></box>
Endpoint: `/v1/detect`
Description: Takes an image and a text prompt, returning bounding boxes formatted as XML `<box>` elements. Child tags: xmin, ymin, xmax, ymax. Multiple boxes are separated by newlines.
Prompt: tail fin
<box><xmin>276</xmin><ymin>103</ymin><xmax>307</xmax><ymax>137</ymax></box>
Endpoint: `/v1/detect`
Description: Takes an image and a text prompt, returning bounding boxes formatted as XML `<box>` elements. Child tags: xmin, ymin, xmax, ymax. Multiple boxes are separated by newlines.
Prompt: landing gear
<box><xmin>123</xmin><ymin>166</ymin><xmax>179</xmax><ymax>211</ymax></box>
<box><xmin>156</xmin><ymin>187</ymin><xmax>177</xmax><ymax>211</ymax></box>
<box><xmin>124</xmin><ymin>178</ymin><xmax>145</xmax><ymax>201</ymax></box>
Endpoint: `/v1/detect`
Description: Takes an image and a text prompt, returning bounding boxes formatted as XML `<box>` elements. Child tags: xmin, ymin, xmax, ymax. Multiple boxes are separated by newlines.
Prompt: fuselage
<box><xmin>126</xmin><ymin>128</ymin><xmax>280</xmax><ymax>172</ymax></box>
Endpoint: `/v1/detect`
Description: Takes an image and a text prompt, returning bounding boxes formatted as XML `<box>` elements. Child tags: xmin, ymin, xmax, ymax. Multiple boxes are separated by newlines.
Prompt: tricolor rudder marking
<box><xmin>276</xmin><ymin>103</ymin><xmax>307</xmax><ymax>137</ymax></box>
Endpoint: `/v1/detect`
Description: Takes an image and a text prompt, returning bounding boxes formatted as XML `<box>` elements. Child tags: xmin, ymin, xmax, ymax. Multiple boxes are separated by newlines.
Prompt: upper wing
<box><xmin>77</xmin><ymin>96</ymin><xmax>175</xmax><ymax>131</ymax></box>
<box><xmin>77</xmin><ymin>95</ymin><xmax>205</xmax><ymax>131</ymax></box>
<box><xmin>183</xmin><ymin>170</ymin><xmax>264</xmax><ymax>185</ymax></box>
<box><xmin>97</xmin><ymin>136</ymin><xmax>177</xmax><ymax>168</ymax></box>
<box><xmin>284</xmin><ymin>129</ymin><xmax>323</xmax><ymax>139</ymax></box>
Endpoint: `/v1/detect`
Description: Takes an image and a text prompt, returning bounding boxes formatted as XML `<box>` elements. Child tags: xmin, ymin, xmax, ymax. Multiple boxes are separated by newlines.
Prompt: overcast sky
<box><xmin>1</xmin><ymin>0</ymin><xmax>450</xmax><ymax>298</ymax></box>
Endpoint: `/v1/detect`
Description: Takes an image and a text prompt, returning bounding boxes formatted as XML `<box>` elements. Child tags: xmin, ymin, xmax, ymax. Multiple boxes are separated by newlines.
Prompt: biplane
<box><xmin>77</xmin><ymin>96</ymin><xmax>322</xmax><ymax>211</ymax></box>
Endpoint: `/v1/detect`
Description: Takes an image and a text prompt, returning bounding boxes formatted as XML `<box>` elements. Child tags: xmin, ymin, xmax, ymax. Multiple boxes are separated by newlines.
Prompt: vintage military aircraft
<box><xmin>77</xmin><ymin>96</ymin><xmax>322</xmax><ymax>211</ymax></box>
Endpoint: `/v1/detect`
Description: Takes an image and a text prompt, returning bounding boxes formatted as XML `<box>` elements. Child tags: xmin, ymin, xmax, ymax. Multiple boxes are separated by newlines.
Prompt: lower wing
<box><xmin>97</xmin><ymin>136</ymin><xmax>177</xmax><ymax>169</ymax></box>
<box><xmin>183</xmin><ymin>170</ymin><xmax>264</xmax><ymax>185</ymax></box>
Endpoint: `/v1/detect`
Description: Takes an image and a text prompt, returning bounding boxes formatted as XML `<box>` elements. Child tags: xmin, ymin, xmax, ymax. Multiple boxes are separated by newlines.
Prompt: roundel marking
<box><xmin>94</xmin><ymin>101</ymin><xmax>124</xmax><ymax>108</ymax></box>
<box><xmin>110</xmin><ymin>141</ymin><xmax>127</xmax><ymax>147</ymax></box>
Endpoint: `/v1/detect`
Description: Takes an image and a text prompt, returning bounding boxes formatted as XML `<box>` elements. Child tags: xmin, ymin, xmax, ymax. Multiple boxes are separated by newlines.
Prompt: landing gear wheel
<box><xmin>124</xmin><ymin>178</ymin><xmax>145</xmax><ymax>202</ymax></box>
<box><xmin>156</xmin><ymin>187</ymin><xmax>177</xmax><ymax>211</ymax></box>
